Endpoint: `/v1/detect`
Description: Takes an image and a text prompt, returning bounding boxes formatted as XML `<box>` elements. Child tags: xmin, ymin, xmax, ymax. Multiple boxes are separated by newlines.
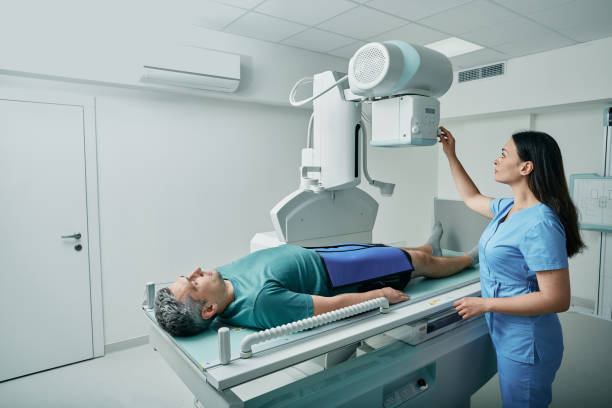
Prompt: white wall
<box><xmin>361</xmin><ymin>135</ymin><xmax>438</xmax><ymax>248</ymax></box>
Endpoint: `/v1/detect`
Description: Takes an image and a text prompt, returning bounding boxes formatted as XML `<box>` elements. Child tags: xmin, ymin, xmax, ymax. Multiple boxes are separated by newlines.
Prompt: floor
<box><xmin>0</xmin><ymin>344</ymin><xmax>194</xmax><ymax>408</ymax></box>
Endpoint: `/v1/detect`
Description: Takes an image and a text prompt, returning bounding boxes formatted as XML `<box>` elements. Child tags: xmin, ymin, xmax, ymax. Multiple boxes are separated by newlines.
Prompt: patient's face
<box><xmin>169</xmin><ymin>268</ymin><xmax>225</xmax><ymax>303</ymax></box>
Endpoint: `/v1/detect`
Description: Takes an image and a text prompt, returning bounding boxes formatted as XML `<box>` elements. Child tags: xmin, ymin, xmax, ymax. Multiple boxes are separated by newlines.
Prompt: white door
<box><xmin>0</xmin><ymin>98</ymin><xmax>93</xmax><ymax>381</ymax></box>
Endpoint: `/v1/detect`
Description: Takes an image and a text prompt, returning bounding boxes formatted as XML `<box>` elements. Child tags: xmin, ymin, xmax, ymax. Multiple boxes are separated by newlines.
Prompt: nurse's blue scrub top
<box><xmin>479</xmin><ymin>198</ymin><xmax>568</xmax><ymax>364</ymax></box>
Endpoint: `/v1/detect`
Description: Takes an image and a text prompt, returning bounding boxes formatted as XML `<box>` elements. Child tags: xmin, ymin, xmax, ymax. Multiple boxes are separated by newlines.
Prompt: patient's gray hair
<box><xmin>154</xmin><ymin>287</ymin><xmax>213</xmax><ymax>336</ymax></box>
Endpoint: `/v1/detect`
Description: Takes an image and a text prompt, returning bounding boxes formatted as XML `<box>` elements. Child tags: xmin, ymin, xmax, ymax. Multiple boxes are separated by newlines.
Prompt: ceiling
<box><xmin>186</xmin><ymin>0</ymin><xmax>612</xmax><ymax>69</ymax></box>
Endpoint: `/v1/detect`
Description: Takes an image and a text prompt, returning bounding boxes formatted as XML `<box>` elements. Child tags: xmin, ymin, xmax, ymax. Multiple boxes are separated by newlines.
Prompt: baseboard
<box><xmin>569</xmin><ymin>296</ymin><xmax>596</xmax><ymax>315</ymax></box>
<box><xmin>104</xmin><ymin>335</ymin><xmax>149</xmax><ymax>354</ymax></box>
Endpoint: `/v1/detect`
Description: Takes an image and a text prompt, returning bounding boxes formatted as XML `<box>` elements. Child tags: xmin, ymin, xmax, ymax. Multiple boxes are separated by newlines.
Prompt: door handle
<box><xmin>61</xmin><ymin>233</ymin><xmax>82</xmax><ymax>240</ymax></box>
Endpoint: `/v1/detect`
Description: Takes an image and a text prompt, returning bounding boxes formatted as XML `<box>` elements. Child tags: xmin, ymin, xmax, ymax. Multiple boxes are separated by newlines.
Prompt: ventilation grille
<box><xmin>458</xmin><ymin>62</ymin><xmax>505</xmax><ymax>83</ymax></box>
<box><xmin>353</xmin><ymin>45</ymin><xmax>387</xmax><ymax>84</ymax></box>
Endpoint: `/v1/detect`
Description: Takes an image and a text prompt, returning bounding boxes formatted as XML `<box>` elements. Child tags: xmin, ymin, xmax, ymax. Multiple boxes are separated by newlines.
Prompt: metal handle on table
<box><xmin>61</xmin><ymin>233</ymin><xmax>82</xmax><ymax>240</ymax></box>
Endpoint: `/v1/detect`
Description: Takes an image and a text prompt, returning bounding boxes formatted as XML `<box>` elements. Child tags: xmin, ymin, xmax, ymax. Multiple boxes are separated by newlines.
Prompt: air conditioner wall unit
<box><xmin>140</xmin><ymin>46</ymin><xmax>240</xmax><ymax>93</ymax></box>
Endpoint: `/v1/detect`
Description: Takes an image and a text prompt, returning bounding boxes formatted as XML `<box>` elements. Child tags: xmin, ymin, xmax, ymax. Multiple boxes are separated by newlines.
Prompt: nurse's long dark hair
<box><xmin>512</xmin><ymin>131</ymin><xmax>585</xmax><ymax>257</ymax></box>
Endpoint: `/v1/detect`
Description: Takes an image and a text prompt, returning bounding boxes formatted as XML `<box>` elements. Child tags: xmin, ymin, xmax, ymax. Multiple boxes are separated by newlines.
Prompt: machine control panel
<box><xmin>391</xmin><ymin>308</ymin><xmax>468</xmax><ymax>346</ymax></box>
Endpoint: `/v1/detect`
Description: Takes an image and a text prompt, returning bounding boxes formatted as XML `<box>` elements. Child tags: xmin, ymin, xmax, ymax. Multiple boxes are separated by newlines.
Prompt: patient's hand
<box><xmin>380</xmin><ymin>287</ymin><xmax>410</xmax><ymax>304</ymax></box>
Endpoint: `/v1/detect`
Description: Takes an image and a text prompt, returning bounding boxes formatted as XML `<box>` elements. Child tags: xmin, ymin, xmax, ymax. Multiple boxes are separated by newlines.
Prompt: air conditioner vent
<box><xmin>458</xmin><ymin>62</ymin><xmax>505</xmax><ymax>83</ymax></box>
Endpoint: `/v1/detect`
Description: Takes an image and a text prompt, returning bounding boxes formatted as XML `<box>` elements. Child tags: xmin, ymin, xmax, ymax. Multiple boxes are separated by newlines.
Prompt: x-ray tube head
<box><xmin>348</xmin><ymin>41</ymin><xmax>452</xmax><ymax>99</ymax></box>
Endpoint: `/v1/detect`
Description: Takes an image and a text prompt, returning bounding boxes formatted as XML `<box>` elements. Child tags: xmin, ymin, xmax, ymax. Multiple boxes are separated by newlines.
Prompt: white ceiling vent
<box><xmin>458</xmin><ymin>62</ymin><xmax>505</xmax><ymax>83</ymax></box>
<box><xmin>141</xmin><ymin>46</ymin><xmax>240</xmax><ymax>93</ymax></box>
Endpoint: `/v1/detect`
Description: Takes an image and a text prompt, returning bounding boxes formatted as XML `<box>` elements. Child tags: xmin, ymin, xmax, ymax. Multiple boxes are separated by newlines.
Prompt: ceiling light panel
<box><xmin>425</xmin><ymin>37</ymin><xmax>483</xmax><ymax>57</ymax></box>
<box><xmin>255</xmin><ymin>0</ymin><xmax>357</xmax><ymax>26</ymax></box>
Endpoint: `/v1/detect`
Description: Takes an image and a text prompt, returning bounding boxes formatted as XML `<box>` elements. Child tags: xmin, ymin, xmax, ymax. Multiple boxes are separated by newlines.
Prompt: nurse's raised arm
<box><xmin>438</xmin><ymin>126</ymin><xmax>494</xmax><ymax>219</ymax></box>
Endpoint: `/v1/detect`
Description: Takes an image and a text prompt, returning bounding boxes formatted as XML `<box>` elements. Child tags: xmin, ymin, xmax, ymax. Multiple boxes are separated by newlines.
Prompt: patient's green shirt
<box><xmin>216</xmin><ymin>245</ymin><xmax>332</xmax><ymax>329</ymax></box>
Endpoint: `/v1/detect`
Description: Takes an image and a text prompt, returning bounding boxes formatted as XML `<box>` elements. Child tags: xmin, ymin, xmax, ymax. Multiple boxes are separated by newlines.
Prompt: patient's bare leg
<box><xmin>401</xmin><ymin>249</ymin><xmax>472</xmax><ymax>279</ymax></box>
<box><xmin>405</xmin><ymin>243</ymin><xmax>433</xmax><ymax>254</ymax></box>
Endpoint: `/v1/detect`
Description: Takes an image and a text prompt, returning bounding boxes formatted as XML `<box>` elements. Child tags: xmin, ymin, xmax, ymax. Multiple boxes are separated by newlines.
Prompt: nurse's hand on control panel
<box><xmin>437</xmin><ymin>126</ymin><xmax>456</xmax><ymax>158</ymax></box>
<box><xmin>453</xmin><ymin>296</ymin><xmax>490</xmax><ymax>319</ymax></box>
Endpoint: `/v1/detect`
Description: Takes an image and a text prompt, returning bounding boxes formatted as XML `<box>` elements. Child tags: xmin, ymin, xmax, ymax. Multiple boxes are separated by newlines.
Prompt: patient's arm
<box><xmin>312</xmin><ymin>287</ymin><xmax>410</xmax><ymax>315</ymax></box>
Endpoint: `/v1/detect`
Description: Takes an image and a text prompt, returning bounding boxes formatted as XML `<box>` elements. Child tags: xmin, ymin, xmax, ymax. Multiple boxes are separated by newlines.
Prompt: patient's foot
<box><xmin>427</xmin><ymin>221</ymin><xmax>443</xmax><ymax>257</ymax></box>
<box><xmin>468</xmin><ymin>245</ymin><xmax>479</xmax><ymax>265</ymax></box>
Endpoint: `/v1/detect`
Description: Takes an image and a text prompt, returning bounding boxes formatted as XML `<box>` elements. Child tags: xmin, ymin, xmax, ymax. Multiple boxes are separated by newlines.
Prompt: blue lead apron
<box><xmin>307</xmin><ymin>244</ymin><xmax>414</xmax><ymax>290</ymax></box>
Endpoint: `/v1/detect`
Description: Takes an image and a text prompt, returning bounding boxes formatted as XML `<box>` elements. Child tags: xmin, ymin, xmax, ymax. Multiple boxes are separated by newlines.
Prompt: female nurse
<box><xmin>438</xmin><ymin>126</ymin><xmax>584</xmax><ymax>407</ymax></box>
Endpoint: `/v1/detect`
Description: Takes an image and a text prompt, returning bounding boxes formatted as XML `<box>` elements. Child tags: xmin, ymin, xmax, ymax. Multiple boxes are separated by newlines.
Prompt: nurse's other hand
<box><xmin>453</xmin><ymin>297</ymin><xmax>489</xmax><ymax>319</ymax></box>
<box><xmin>380</xmin><ymin>287</ymin><xmax>410</xmax><ymax>304</ymax></box>
<box><xmin>438</xmin><ymin>126</ymin><xmax>456</xmax><ymax>158</ymax></box>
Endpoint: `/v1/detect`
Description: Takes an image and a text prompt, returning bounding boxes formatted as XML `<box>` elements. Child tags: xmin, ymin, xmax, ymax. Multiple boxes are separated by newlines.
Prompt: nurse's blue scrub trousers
<box><xmin>496</xmin><ymin>346</ymin><xmax>563</xmax><ymax>407</ymax></box>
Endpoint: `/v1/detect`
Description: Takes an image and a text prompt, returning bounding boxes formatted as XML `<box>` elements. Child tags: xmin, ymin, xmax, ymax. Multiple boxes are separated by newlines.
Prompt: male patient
<box><xmin>155</xmin><ymin>223</ymin><xmax>478</xmax><ymax>336</ymax></box>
